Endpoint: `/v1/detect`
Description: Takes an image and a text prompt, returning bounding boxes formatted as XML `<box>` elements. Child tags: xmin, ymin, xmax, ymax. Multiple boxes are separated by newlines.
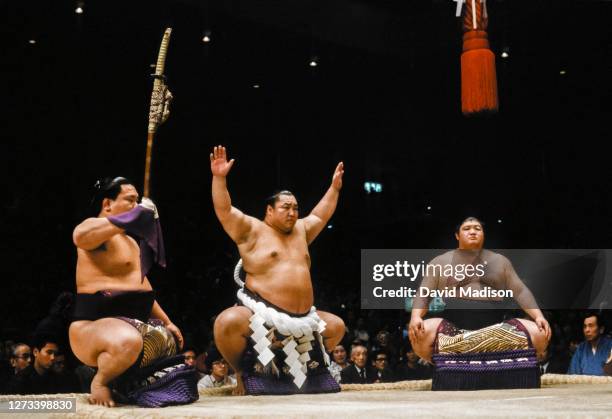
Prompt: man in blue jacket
<box><xmin>568</xmin><ymin>313</ymin><xmax>612</xmax><ymax>376</ymax></box>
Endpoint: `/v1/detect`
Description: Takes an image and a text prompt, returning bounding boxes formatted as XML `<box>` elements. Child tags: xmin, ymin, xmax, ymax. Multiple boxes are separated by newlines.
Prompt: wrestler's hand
<box><xmin>166</xmin><ymin>322</ymin><xmax>184</xmax><ymax>350</ymax></box>
<box><xmin>408</xmin><ymin>316</ymin><xmax>425</xmax><ymax>344</ymax></box>
<box><xmin>534</xmin><ymin>316</ymin><xmax>551</xmax><ymax>341</ymax></box>
<box><xmin>210</xmin><ymin>145</ymin><xmax>235</xmax><ymax>177</ymax></box>
<box><xmin>331</xmin><ymin>162</ymin><xmax>344</xmax><ymax>191</ymax></box>
<box><xmin>140</xmin><ymin>197</ymin><xmax>159</xmax><ymax>219</ymax></box>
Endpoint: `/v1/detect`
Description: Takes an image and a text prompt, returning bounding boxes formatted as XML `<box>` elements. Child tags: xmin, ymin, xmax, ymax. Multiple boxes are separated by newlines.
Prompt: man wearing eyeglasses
<box><xmin>7</xmin><ymin>336</ymin><xmax>61</xmax><ymax>394</ymax></box>
<box><xmin>372</xmin><ymin>351</ymin><xmax>395</xmax><ymax>383</ymax></box>
<box><xmin>197</xmin><ymin>348</ymin><xmax>237</xmax><ymax>389</ymax></box>
<box><xmin>9</xmin><ymin>343</ymin><xmax>32</xmax><ymax>375</ymax></box>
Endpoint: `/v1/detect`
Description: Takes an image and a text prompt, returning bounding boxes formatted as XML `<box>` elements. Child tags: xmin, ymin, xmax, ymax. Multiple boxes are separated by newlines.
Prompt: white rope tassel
<box><xmin>238</xmin><ymin>288</ymin><xmax>327</xmax><ymax>388</ymax></box>
<box><xmin>248</xmin><ymin>313</ymin><xmax>275</xmax><ymax>366</ymax></box>
<box><xmin>283</xmin><ymin>337</ymin><xmax>307</xmax><ymax>387</ymax></box>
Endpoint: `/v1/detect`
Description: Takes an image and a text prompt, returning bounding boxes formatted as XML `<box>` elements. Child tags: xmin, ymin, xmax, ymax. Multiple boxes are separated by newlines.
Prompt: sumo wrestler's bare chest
<box><xmin>93</xmin><ymin>234</ymin><xmax>140</xmax><ymax>272</ymax></box>
<box><xmin>248</xmin><ymin>230</ymin><xmax>310</xmax><ymax>266</ymax></box>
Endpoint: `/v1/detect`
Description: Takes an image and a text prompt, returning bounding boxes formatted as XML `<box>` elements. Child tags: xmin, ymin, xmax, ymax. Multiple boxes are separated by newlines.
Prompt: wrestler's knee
<box><xmin>318</xmin><ymin>311</ymin><xmax>345</xmax><ymax>339</ymax></box>
<box><xmin>410</xmin><ymin>318</ymin><xmax>442</xmax><ymax>362</ymax></box>
<box><xmin>69</xmin><ymin>320</ymin><xmax>143</xmax><ymax>366</ymax></box>
<box><xmin>214</xmin><ymin>306</ymin><xmax>252</xmax><ymax>337</ymax></box>
<box><xmin>516</xmin><ymin>319</ymin><xmax>549</xmax><ymax>357</ymax></box>
<box><xmin>423</xmin><ymin>318</ymin><xmax>444</xmax><ymax>334</ymax></box>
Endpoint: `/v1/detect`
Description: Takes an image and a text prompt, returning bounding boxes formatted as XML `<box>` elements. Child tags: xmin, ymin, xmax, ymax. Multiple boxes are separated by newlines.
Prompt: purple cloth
<box><xmin>108</xmin><ymin>206</ymin><xmax>166</xmax><ymax>278</ymax></box>
<box><xmin>432</xmin><ymin>319</ymin><xmax>540</xmax><ymax>390</ymax></box>
<box><xmin>133</xmin><ymin>368</ymin><xmax>198</xmax><ymax>408</ymax></box>
<box><xmin>432</xmin><ymin>349</ymin><xmax>540</xmax><ymax>390</ymax></box>
<box><xmin>243</xmin><ymin>371</ymin><xmax>340</xmax><ymax>395</ymax></box>
<box><xmin>113</xmin><ymin>355</ymin><xmax>198</xmax><ymax>408</ymax></box>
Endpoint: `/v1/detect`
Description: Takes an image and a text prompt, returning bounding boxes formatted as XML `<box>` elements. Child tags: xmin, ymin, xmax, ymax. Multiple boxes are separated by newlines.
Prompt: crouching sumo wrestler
<box><xmin>69</xmin><ymin>177</ymin><xmax>191</xmax><ymax>407</ymax></box>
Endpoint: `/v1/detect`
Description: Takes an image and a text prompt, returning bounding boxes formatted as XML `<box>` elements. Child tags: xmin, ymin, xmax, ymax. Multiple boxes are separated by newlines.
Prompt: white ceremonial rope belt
<box><xmin>236</xmin><ymin>288</ymin><xmax>329</xmax><ymax>388</ymax></box>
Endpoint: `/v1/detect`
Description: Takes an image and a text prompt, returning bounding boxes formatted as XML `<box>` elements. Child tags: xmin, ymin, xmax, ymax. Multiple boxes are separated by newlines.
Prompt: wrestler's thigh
<box><xmin>69</xmin><ymin>318</ymin><xmax>143</xmax><ymax>367</ymax></box>
<box><xmin>214</xmin><ymin>306</ymin><xmax>253</xmax><ymax>337</ymax></box>
<box><xmin>316</xmin><ymin>311</ymin><xmax>345</xmax><ymax>338</ymax></box>
<box><xmin>515</xmin><ymin>318</ymin><xmax>548</xmax><ymax>355</ymax></box>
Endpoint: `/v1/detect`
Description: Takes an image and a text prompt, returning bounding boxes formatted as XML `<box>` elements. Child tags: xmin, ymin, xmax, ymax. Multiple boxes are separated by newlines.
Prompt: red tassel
<box><xmin>459</xmin><ymin>0</ymin><xmax>498</xmax><ymax>115</ymax></box>
<box><xmin>461</xmin><ymin>30</ymin><xmax>498</xmax><ymax>115</ymax></box>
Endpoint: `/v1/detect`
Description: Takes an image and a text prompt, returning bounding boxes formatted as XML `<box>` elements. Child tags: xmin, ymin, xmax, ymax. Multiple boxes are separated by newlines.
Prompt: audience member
<box><xmin>371</xmin><ymin>350</ymin><xmax>395</xmax><ymax>383</ymax></box>
<box><xmin>183</xmin><ymin>349</ymin><xmax>197</xmax><ymax>368</ymax></box>
<box><xmin>7</xmin><ymin>335</ymin><xmax>64</xmax><ymax>394</ymax></box>
<box><xmin>328</xmin><ymin>344</ymin><xmax>349</xmax><ymax>383</ymax></box>
<box><xmin>340</xmin><ymin>345</ymin><xmax>375</xmax><ymax>384</ymax></box>
<box><xmin>396</xmin><ymin>344</ymin><xmax>432</xmax><ymax>380</ymax></box>
<box><xmin>371</xmin><ymin>331</ymin><xmax>398</xmax><ymax>368</ymax></box>
<box><xmin>197</xmin><ymin>347</ymin><xmax>236</xmax><ymax>389</ymax></box>
<box><xmin>352</xmin><ymin>318</ymin><xmax>370</xmax><ymax>344</ymax></box>
<box><xmin>568</xmin><ymin>313</ymin><xmax>612</xmax><ymax>375</ymax></box>
<box><xmin>9</xmin><ymin>343</ymin><xmax>32</xmax><ymax>375</ymax></box>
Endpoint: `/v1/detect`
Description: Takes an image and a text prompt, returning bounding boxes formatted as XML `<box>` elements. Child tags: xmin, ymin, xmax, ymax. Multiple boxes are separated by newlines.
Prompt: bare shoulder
<box><xmin>246</xmin><ymin>215</ymin><xmax>265</xmax><ymax>234</ymax></box>
<box><xmin>429</xmin><ymin>251</ymin><xmax>453</xmax><ymax>265</ymax></box>
<box><xmin>295</xmin><ymin>219</ymin><xmax>309</xmax><ymax>237</ymax></box>
<box><xmin>73</xmin><ymin>217</ymin><xmax>109</xmax><ymax>250</ymax></box>
<box><xmin>73</xmin><ymin>217</ymin><xmax>96</xmax><ymax>233</ymax></box>
<box><xmin>227</xmin><ymin>211</ymin><xmax>262</xmax><ymax>244</ymax></box>
<box><xmin>484</xmin><ymin>250</ymin><xmax>511</xmax><ymax>265</ymax></box>
<box><xmin>235</xmin><ymin>216</ymin><xmax>263</xmax><ymax>250</ymax></box>
<box><xmin>482</xmin><ymin>250</ymin><xmax>514</xmax><ymax>277</ymax></box>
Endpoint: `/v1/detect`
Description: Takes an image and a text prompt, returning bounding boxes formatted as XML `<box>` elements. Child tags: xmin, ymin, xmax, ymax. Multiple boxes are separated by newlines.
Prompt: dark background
<box><xmin>1</xmin><ymin>0</ymin><xmax>611</xmax><ymax>350</ymax></box>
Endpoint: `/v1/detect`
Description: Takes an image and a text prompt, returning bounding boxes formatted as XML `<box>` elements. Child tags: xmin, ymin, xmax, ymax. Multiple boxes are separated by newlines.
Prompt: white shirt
<box><xmin>197</xmin><ymin>374</ymin><xmax>237</xmax><ymax>390</ymax></box>
<box><xmin>328</xmin><ymin>361</ymin><xmax>347</xmax><ymax>383</ymax></box>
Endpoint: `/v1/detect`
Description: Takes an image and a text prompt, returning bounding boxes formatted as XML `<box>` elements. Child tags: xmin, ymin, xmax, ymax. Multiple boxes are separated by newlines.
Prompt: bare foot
<box><xmin>232</xmin><ymin>374</ymin><xmax>246</xmax><ymax>396</ymax></box>
<box><xmin>89</xmin><ymin>378</ymin><xmax>116</xmax><ymax>407</ymax></box>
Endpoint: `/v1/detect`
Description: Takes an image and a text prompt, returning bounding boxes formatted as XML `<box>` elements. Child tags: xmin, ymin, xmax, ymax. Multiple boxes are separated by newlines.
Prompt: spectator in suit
<box><xmin>9</xmin><ymin>343</ymin><xmax>32</xmax><ymax>375</ymax></box>
<box><xmin>340</xmin><ymin>345</ymin><xmax>375</xmax><ymax>384</ymax></box>
<box><xmin>371</xmin><ymin>350</ymin><xmax>395</xmax><ymax>383</ymax></box>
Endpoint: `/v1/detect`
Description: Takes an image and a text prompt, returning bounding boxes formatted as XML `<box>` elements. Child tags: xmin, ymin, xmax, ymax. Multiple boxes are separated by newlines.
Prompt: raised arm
<box><xmin>210</xmin><ymin>145</ymin><xmax>256</xmax><ymax>244</ymax></box>
<box><xmin>503</xmin><ymin>256</ymin><xmax>551</xmax><ymax>340</ymax></box>
<box><xmin>302</xmin><ymin>162</ymin><xmax>344</xmax><ymax>244</ymax></box>
<box><xmin>73</xmin><ymin>218</ymin><xmax>124</xmax><ymax>250</ymax></box>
